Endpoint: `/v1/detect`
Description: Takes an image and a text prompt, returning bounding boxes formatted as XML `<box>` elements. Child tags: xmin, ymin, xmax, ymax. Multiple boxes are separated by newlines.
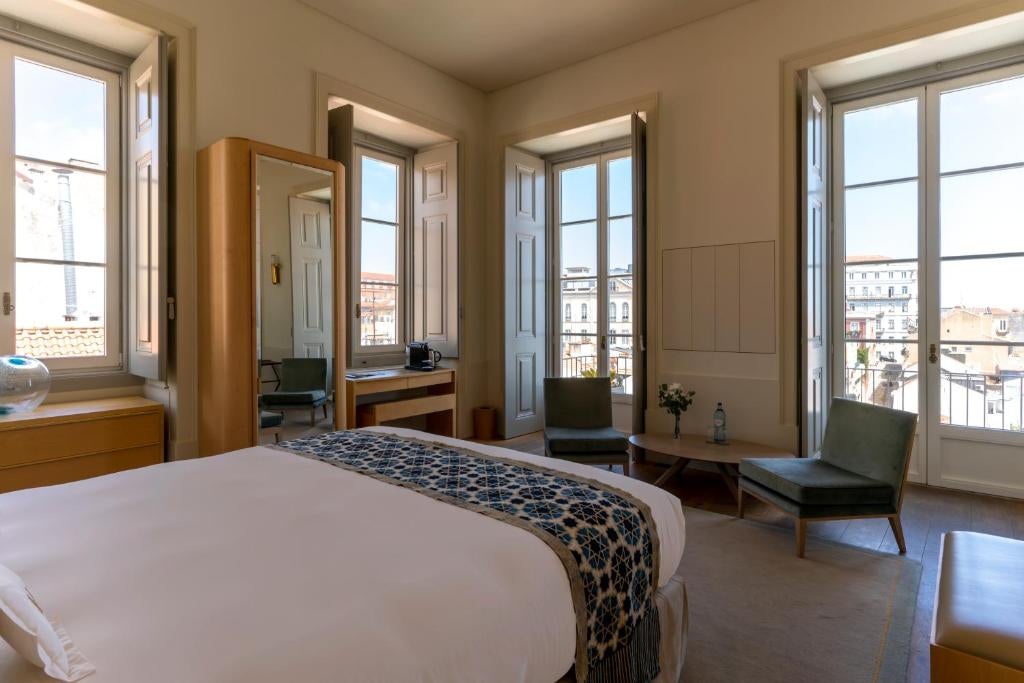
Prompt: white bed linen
<box><xmin>0</xmin><ymin>427</ymin><xmax>685</xmax><ymax>683</ymax></box>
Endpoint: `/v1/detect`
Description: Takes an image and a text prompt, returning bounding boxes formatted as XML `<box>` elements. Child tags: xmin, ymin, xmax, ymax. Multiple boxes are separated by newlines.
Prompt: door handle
<box><xmin>2</xmin><ymin>292</ymin><xmax>12</xmax><ymax>316</ymax></box>
<box><xmin>929</xmin><ymin>343</ymin><xmax>938</xmax><ymax>364</ymax></box>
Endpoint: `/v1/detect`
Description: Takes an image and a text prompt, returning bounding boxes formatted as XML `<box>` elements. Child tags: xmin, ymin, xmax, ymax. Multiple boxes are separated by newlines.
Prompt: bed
<box><xmin>0</xmin><ymin>427</ymin><xmax>687</xmax><ymax>683</ymax></box>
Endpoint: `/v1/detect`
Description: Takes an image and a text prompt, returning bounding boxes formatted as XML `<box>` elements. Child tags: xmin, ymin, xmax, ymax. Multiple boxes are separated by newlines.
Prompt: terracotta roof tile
<box><xmin>16</xmin><ymin>327</ymin><xmax>105</xmax><ymax>359</ymax></box>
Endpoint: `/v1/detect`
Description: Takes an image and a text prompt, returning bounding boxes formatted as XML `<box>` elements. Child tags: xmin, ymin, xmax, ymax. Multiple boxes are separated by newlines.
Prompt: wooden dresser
<box><xmin>0</xmin><ymin>397</ymin><xmax>164</xmax><ymax>494</ymax></box>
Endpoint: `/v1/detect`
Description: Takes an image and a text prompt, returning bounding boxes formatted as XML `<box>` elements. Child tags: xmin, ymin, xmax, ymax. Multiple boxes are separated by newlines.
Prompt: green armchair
<box><xmin>260</xmin><ymin>358</ymin><xmax>329</xmax><ymax>427</ymax></box>
<box><xmin>543</xmin><ymin>377</ymin><xmax>629</xmax><ymax>468</ymax></box>
<box><xmin>738</xmin><ymin>398</ymin><xmax>917</xmax><ymax>558</ymax></box>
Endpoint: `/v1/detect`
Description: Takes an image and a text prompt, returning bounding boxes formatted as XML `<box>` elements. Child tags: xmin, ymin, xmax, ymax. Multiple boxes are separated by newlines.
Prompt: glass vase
<box><xmin>673</xmin><ymin>414</ymin><xmax>681</xmax><ymax>439</ymax></box>
<box><xmin>0</xmin><ymin>356</ymin><xmax>51</xmax><ymax>415</ymax></box>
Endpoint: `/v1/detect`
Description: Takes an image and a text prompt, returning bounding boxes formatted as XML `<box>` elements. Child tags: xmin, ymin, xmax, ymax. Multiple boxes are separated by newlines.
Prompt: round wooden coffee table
<box><xmin>629</xmin><ymin>433</ymin><xmax>794</xmax><ymax>499</ymax></box>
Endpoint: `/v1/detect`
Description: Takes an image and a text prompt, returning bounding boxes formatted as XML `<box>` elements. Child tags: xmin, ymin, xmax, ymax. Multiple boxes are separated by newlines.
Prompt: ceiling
<box><xmin>300</xmin><ymin>0</ymin><xmax>754</xmax><ymax>92</ymax></box>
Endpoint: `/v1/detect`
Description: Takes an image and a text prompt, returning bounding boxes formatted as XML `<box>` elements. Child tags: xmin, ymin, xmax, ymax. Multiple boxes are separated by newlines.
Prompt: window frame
<box><xmin>550</xmin><ymin>146</ymin><xmax>634</xmax><ymax>400</ymax></box>
<box><xmin>0</xmin><ymin>38</ymin><xmax>123</xmax><ymax>373</ymax></box>
<box><xmin>350</xmin><ymin>143</ymin><xmax>407</xmax><ymax>360</ymax></box>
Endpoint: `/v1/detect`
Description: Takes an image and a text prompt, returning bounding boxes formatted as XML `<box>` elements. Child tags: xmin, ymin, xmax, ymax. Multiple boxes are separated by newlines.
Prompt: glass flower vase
<box><xmin>673</xmin><ymin>414</ymin><xmax>681</xmax><ymax>439</ymax></box>
<box><xmin>0</xmin><ymin>356</ymin><xmax>51</xmax><ymax>415</ymax></box>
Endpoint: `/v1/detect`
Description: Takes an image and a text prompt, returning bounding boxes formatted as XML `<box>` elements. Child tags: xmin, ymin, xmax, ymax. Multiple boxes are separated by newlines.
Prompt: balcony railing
<box><xmin>561</xmin><ymin>355</ymin><xmax>633</xmax><ymax>393</ymax></box>
<box><xmin>843</xmin><ymin>366</ymin><xmax>1024</xmax><ymax>432</ymax></box>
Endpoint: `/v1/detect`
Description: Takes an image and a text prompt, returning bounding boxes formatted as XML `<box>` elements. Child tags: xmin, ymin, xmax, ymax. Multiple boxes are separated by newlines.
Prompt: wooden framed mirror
<box><xmin>198</xmin><ymin>139</ymin><xmax>345</xmax><ymax>456</ymax></box>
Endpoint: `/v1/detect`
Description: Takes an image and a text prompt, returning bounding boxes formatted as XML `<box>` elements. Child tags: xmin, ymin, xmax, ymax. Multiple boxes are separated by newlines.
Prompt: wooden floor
<box><xmin>493</xmin><ymin>431</ymin><xmax>1024</xmax><ymax>683</ymax></box>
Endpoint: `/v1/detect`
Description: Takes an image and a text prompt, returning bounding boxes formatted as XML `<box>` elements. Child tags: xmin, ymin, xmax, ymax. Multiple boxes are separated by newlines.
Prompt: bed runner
<box><xmin>275</xmin><ymin>430</ymin><xmax>661</xmax><ymax>683</ymax></box>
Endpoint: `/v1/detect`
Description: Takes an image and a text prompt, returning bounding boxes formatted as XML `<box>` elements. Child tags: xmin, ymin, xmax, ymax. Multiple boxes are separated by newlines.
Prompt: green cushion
<box><xmin>739</xmin><ymin>457</ymin><xmax>893</xmax><ymax>506</ymax></box>
<box><xmin>260</xmin><ymin>411</ymin><xmax>283</xmax><ymax>428</ymax></box>
<box><xmin>544</xmin><ymin>378</ymin><xmax>613</xmax><ymax>430</ymax></box>
<box><xmin>821</xmin><ymin>398</ymin><xmax>917</xmax><ymax>495</ymax></box>
<box><xmin>545</xmin><ymin>426</ymin><xmax>628</xmax><ymax>455</ymax></box>
<box><xmin>261</xmin><ymin>390</ymin><xmax>327</xmax><ymax>406</ymax></box>
<box><xmin>739</xmin><ymin>478</ymin><xmax>898</xmax><ymax>519</ymax></box>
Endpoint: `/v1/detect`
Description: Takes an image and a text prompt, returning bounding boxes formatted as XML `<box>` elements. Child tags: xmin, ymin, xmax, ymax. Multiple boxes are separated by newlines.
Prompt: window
<box><xmin>564</xmin><ymin>303</ymin><xmax>571</xmax><ymax>321</ymax></box>
<box><xmin>555</xmin><ymin>150</ymin><xmax>633</xmax><ymax>396</ymax></box>
<box><xmin>354</xmin><ymin>147</ymin><xmax>404</xmax><ymax>350</ymax></box>
<box><xmin>1</xmin><ymin>41</ymin><xmax>121</xmax><ymax>371</ymax></box>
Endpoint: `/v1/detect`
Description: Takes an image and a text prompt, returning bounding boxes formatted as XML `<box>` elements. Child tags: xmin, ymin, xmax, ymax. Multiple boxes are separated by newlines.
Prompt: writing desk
<box><xmin>345</xmin><ymin>366</ymin><xmax>457</xmax><ymax>437</ymax></box>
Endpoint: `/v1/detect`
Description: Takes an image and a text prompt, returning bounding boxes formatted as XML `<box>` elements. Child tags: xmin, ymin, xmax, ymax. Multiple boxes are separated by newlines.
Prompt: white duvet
<box><xmin>0</xmin><ymin>427</ymin><xmax>685</xmax><ymax>683</ymax></box>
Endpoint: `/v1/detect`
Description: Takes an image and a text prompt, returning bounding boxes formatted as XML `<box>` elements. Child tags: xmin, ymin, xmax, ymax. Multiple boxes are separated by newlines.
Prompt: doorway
<box><xmin>832</xmin><ymin>63</ymin><xmax>1024</xmax><ymax>497</ymax></box>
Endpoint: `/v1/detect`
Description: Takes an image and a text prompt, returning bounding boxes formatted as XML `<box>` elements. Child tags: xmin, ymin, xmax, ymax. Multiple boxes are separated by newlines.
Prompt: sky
<box><xmin>360</xmin><ymin>156</ymin><xmax>399</xmax><ymax>277</ymax></box>
<box><xmin>559</xmin><ymin>156</ymin><xmax>633</xmax><ymax>276</ymax></box>
<box><xmin>843</xmin><ymin>74</ymin><xmax>1024</xmax><ymax>311</ymax></box>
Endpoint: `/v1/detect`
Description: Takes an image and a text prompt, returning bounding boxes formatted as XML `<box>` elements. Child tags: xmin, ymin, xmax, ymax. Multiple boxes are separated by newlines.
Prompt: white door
<box><xmin>290</xmin><ymin>196</ymin><xmax>333</xmax><ymax>360</ymax></box>
<box><xmin>924</xmin><ymin>65</ymin><xmax>1024</xmax><ymax>499</ymax></box>
<box><xmin>503</xmin><ymin>147</ymin><xmax>546</xmax><ymax>437</ymax></box>
<box><xmin>833</xmin><ymin>64</ymin><xmax>1024</xmax><ymax>498</ymax></box>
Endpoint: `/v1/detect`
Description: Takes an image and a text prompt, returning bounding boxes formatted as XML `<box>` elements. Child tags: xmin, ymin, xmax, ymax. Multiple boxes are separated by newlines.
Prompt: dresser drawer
<box><xmin>0</xmin><ymin>412</ymin><xmax>163</xmax><ymax>469</ymax></box>
<box><xmin>0</xmin><ymin>445</ymin><xmax>162</xmax><ymax>493</ymax></box>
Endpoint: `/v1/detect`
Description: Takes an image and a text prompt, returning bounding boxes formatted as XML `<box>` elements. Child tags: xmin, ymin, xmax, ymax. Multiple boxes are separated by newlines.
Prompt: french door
<box><xmin>834</xmin><ymin>63</ymin><xmax>1024</xmax><ymax>497</ymax></box>
<box><xmin>552</xmin><ymin>150</ymin><xmax>634</xmax><ymax>398</ymax></box>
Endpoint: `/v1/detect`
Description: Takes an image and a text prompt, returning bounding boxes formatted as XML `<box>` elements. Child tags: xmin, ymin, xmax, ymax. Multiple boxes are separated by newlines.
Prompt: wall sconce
<box><xmin>270</xmin><ymin>255</ymin><xmax>282</xmax><ymax>285</ymax></box>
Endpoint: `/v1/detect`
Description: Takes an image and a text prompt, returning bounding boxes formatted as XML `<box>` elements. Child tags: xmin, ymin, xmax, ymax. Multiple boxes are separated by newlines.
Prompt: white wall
<box><xmin>484</xmin><ymin>0</ymin><xmax>1011</xmax><ymax>449</ymax></box>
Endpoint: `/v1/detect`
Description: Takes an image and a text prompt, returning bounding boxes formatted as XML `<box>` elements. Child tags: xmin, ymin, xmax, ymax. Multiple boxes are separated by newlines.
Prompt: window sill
<box><xmin>48</xmin><ymin>370</ymin><xmax>145</xmax><ymax>395</ymax></box>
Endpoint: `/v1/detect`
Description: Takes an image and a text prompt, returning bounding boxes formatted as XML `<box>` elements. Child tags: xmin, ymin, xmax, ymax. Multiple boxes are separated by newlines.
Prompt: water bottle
<box><xmin>713</xmin><ymin>402</ymin><xmax>727</xmax><ymax>444</ymax></box>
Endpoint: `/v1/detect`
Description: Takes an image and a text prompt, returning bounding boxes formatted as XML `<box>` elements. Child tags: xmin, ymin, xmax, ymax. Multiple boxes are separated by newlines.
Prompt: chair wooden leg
<box><xmin>737</xmin><ymin>487</ymin><xmax>745</xmax><ymax>519</ymax></box>
<box><xmin>323</xmin><ymin>404</ymin><xmax>329</xmax><ymax>420</ymax></box>
<box><xmin>888</xmin><ymin>515</ymin><xmax>907</xmax><ymax>554</ymax></box>
<box><xmin>310</xmin><ymin>408</ymin><xmax>316</xmax><ymax>427</ymax></box>
<box><xmin>796</xmin><ymin>519</ymin><xmax>807</xmax><ymax>558</ymax></box>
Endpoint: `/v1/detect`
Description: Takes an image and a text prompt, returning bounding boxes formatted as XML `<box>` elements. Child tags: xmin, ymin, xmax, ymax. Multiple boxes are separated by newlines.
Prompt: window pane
<box><xmin>939</xmin><ymin>345</ymin><xmax>1024</xmax><ymax>431</ymax></box>
<box><xmin>941</xmin><ymin>257</ymin><xmax>1024</xmax><ymax>341</ymax></box>
<box><xmin>560</xmin><ymin>164</ymin><xmax>596</xmax><ymax>223</ymax></box>
<box><xmin>608</xmin><ymin>217</ymin><xmax>632</xmax><ymax>275</ymax></box>
<box><xmin>560</xmin><ymin>278</ymin><xmax>596</xmax><ymax>337</ymax></box>
<box><xmin>15</xmin><ymin>58</ymin><xmax>106</xmax><ymax>169</ymax></box>
<box><xmin>843</xmin><ymin>98</ymin><xmax>918</xmax><ymax>186</ymax></box>
<box><xmin>15</xmin><ymin>263</ymin><xmax>106</xmax><ymax>357</ymax></box>
<box><xmin>361</xmin><ymin>220</ymin><xmax>397</xmax><ymax>281</ymax></box>
<box><xmin>941</xmin><ymin>167</ymin><xmax>1024</xmax><ymax>258</ymax></box>
<box><xmin>844</xmin><ymin>181</ymin><xmax>917</xmax><ymax>261</ymax></box>
<box><xmin>560</xmin><ymin>221</ymin><xmax>596</xmax><ymax>276</ymax></box>
<box><xmin>843</xmin><ymin>262</ymin><xmax>918</xmax><ymax>342</ymax></box>
<box><xmin>609</xmin><ymin>335</ymin><xmax>633</xmax><ymax>395</ymax></box>
<box><xmin>840</xmin><ymin>341</ymin><xmax>919</xmax><ymax>413</ymax></box>
<box><xmin>607</xmin><ymin>157</ymin><xmax>632</xmax><ymax>216</ymax></box>
<box><xmin>360</xmin><ymin>156</ymin><xmax>398</xmax><ymax>223</ymax></box>
<box><xmin>15</xmin><ymin>160</ymin><xmax>106</xmax><ymax>263</ymax></box>
<box><xmin>940</xmin><ymin>75</ymin><xmax>1024</xmax><ymax>174</ymax></box>
<box><xmin>359</xmin><ymin>283</ymin><xmax>397</xmax><ymax>346</ymax></box>
<box><xmin>559</xmin><ymin>335</ymin><xmax>596</xmax><ymax>378</ymax></box>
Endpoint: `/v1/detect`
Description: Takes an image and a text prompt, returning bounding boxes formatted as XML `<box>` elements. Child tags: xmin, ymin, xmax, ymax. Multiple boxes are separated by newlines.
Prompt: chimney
<box><xmin>54</xmin><ymin>169</ymin><xmax>77</xmax><ymax>321</ymax></box>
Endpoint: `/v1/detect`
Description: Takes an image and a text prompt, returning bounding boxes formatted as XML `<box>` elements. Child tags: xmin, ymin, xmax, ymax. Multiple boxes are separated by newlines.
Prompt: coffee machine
<box><xmin>406</xmin><ymin>341</ymin><xmax>442</xmax><ymax>371</ymax></box>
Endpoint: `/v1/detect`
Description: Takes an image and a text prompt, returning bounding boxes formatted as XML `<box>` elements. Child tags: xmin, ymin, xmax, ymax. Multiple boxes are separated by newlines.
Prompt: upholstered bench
<box><xmin>931</xmin><ymin>531</ymin><xmax>1024</xmax><ymax>682</ymax></box>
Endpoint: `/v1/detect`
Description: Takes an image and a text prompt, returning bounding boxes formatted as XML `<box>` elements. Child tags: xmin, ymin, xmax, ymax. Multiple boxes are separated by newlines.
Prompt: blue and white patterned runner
<box><xmin>275</xmin><ymin>429</ymin><xmax>661</xmax><ymax>683</ymax></box>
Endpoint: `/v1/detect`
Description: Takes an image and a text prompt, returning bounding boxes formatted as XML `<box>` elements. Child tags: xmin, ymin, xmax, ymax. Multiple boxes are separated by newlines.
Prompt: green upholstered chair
<box><xmin>738</xmin><ymin>398</ymin><xmax>917</xmax><ymax>558</ymax></box>
<box><xmin>543</xmin><ymin>377</ymin><xmax>629</xmax><ymax>468</ymax></box>
<box><xmin>260</xmin><ymin>358</ymin><xmax>329</xmax><ymax>427</ymax></box>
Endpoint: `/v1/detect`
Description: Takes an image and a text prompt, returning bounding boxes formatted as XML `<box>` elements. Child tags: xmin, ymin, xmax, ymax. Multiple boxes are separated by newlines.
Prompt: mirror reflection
<box><xmin>255</xmin><ymin>155</ymin><xmax>334</xmax><ymax>444</ymax></box>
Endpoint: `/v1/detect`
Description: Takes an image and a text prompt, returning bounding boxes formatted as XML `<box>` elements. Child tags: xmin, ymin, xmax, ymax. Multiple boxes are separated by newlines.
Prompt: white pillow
<box><xmin>0</xmin><ymin>564</ymin><xmax>94</xmax><ymax>681</ymax></box>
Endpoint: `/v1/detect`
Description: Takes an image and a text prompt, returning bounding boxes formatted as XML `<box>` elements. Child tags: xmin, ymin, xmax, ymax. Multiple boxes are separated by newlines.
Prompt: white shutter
<box><xmin>412</xmin><ymin>141</ymin><xmax>458</xmax><ymax>357</ymax></box>
<box><xmin>631</xmin><ymin>113</ymin><xmax>647</xmax><ymax>436</ymax></box>
<box><xmin>327</xmin><ymin>105</ymin><xmax>356</xmax><ymax>363</ymax></box>
<box><xmin>503</xmin><ymin>147</ymin><xmax>546</xmax><ymax>437</ymax></box>
<box><xmin>800</xmin><ymin>69</ymin><xmax>830</xmax><ymax>456</ymax></box>
<box><xmin>127</xmin><ymin>36</ymin><xmax>168</xmax><ymax>381</ymax></box>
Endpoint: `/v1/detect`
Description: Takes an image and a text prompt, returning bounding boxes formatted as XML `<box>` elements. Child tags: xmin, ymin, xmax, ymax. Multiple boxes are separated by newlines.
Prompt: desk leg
<box><xmin>655</xmin><ymin>458</ymin><xmax>690</xmax><ymax>487</ymax></box>
<box><xmin>716</xmin><ymin>463</ymin><xmax>740</xmax><ymax>501</ymax></box>
<box><xmin>345</xmin><ymin>383</ymin><xmax>357</xmax><ymax>430</ymax></box>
